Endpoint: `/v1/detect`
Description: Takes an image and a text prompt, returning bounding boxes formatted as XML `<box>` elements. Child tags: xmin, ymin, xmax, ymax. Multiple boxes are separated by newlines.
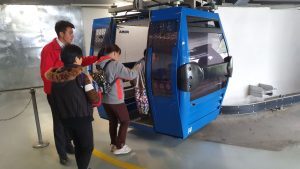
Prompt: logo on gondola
<box><xmin>119</xmin><ymin>30</ymin><xmax>129</xmax><ymax>34</ymax></box>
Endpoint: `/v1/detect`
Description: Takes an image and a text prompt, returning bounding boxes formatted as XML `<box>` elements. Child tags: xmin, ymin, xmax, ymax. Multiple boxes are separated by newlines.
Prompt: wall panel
<box><xmin>0</xmin><ymin>5</ymin><xmax>84</xmax><ymax>91</ymax></box>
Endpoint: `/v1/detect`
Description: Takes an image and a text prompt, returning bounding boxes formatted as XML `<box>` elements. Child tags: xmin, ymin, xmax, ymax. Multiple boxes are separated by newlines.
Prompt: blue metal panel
<box><xmin>182</xmin><ymin>90</ymin><xmax>226</xmax><ymax>138</ymax></box>
<box><xmin>89</xmin><ymin>17</ymin><xmax>112</xmax><ymax>118</ymax></box>
<box><xmin>188</xmin><ymin>89</ymin><xmax>225</xmax><ymax>123</ymax></box>
<box><xmin>181</xmin><ymin>7</ymin><xmax>220</xmax><ymax>21</ymax></box>
<box><xmin>89</xmin><ymin>17</ymin><xmax>112</xmax><ymax>57</ymax></box>
<box><xmin>187</xmin><ymin>108</ymin><xmax>220</xmax><ymax>136</ymax></box>
<box><xmin>147</xmin><ymin>11</ymin><xmax>183</xmax><ymax>137</ymax></box>
<box><xmin>178</xmin><ymin>8</ymin><xmax>229</xmax><ymax>138</ymax></box>
<box><xmin>178</xmin><ymin>11</ymin><xmax>191</xmax><ymax>139</ymax></box>
<box><xmin>145</xmin><ymin>47</ymin><xmax>156</xmax><ymax>126</ymax></box>
<box><xmin>92</xmin><ymin>17</ymin><xmax>111</xmax><ymax>28</ymax></box>
<box><xmin>151</xmin><ymin>7</ymin><xmax>182</xmax><ymax>22</ymax></box>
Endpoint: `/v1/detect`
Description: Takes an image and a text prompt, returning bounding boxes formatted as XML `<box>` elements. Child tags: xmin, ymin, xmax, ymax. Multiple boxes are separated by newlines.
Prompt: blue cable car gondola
<box><xmin>89</xmin><ymin>7</ymin><xmax>233</xmax><ymax>139</ymax></box>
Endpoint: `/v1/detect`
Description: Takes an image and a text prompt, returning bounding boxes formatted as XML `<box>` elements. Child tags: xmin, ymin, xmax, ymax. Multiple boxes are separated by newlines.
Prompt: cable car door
<box><xmin>89</xmin><ymin>17</ymin><xmax>116</xmax><ymax>119</ymax></box>
<box><xmin>146</xmin><ymin>17</ymin><xmax>183</xmax><ymax>137</ymax></box>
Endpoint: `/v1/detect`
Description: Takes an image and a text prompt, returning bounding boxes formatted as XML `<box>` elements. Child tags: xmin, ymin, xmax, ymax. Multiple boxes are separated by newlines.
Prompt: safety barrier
<box><xmin>0</xmin><ymin>87</ymin><xmax>49</xmax><ymax>148</ymax></box>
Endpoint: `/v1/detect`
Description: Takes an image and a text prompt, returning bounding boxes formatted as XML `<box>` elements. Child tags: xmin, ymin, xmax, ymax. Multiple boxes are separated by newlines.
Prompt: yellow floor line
<box><xmin>93</xmin><ymin>149</ymin><xmax>145</xmax><ymax>169</ymax></box>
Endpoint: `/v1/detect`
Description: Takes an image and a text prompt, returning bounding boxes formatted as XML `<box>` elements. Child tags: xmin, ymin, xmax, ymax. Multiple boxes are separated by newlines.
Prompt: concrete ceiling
<box><xmin>1</xmin><ymin>0</ymin><xmax>299</xmax><ymax>7</ymax></box>
<box><xmin>0</xmin><ymin>0</ymin><xmax>133</xmax><ymax>5</ymax></box>
<box><xmin>250</xmin><ymin>0</ymin><xmax>300</xmax><ymax>4</ymax></box>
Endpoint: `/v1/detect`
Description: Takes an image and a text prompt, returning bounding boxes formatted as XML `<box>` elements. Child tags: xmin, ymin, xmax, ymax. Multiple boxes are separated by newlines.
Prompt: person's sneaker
<box><xmin>113</xmin><ymin>145</ymin><xmax>132</xmax><ymax>155</ymax></box>
<box><xmin>110</xmin><ymin>144</ymin><xmax>116</xmax><ymax>152</ymax></box>
<box><xmin>59</xmin><ymin>156</ymin><xmax>70</xmax><ymax>165</ymax></box>
<box><xmin>66</xmin><ymin>144</ymin><xmax>75</xmax><ymax>154</ymax></box>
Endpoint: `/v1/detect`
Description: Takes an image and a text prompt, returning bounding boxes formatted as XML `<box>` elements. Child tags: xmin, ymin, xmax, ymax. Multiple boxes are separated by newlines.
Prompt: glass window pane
<box><xmin>148</xmin><ymin>20</ymin><xmax>178</xmax><ymax>97</ymax></box>
<box><xmin>92</xmin><ymin>28</ymin><xmax>107</xmax><ymax>56</ymax></box>
<box><xmin>189</xmin><ymin>32</ymin><xmax>227</xmax><ymax>66</ymax></box>
<box><xmin>187</xmin><ymin>16</ymin><xmax>228</xmax><ymax>100</ymax></box>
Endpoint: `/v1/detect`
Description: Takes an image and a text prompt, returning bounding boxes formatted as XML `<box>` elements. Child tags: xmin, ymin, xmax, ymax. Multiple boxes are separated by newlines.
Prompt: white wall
<box><xmin>217</xmin><ymin>7</ymin><xmax>300</xmax><ymax>105</ymax></box>
<box><xmin>81</xmin><ymin>7</ymin><xmax>111</xmax><ymax>55</ymax></box>
<box><xmin>269</xmin><ymin>9</ymin><xmax>300</xmax><ymax>95</ymax></box>
<box><xmin>116</xmin><ymin>25</ymin><xmax>148</xmax><ymax>63</ymax></box>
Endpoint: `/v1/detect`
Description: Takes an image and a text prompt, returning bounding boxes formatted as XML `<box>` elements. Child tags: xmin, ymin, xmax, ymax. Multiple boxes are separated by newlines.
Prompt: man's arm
<box><xmin>82</xmin><ymin>56</ymin><xmax>98</xmax><ymax>66</ymax></box>
<box><xmin>40</xmin><ymin>49</ymin><xmax>55</xmax><ymax>81</ymax></box>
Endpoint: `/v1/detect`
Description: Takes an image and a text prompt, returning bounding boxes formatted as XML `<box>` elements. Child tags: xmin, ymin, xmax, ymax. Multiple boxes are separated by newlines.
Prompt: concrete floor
<box><xmin>1</xmin><ymin>89</ymin><xmax>300</xmax><ymax>169</ymax></box>
<box><xmin>194</xmin><ymin>105</ymin><xmax>300</xmax><ymax>151</ymax></box>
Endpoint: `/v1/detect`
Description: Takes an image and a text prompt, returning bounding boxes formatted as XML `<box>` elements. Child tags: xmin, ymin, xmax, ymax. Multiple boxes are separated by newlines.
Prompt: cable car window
<box><xmin>187</xmin><ymin>16</ymin><xmax>228</xmax><ymax>100</ymax></box>
<box><xmin>91</xmin><ymin>28</ymin><xmax>107</xmax><ymax>56</ymax></box>
<box><xmin>148</xmin><ymin>20</ymin><xmax>178</xmax><ymax>97</ymax></box>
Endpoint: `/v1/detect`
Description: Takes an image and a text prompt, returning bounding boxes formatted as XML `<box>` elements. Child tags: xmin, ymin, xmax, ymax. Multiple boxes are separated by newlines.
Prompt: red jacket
<box><xmin>40</xmin><ymin>38</ymin><xmax>98</xmax><ymax>94</ymax></box>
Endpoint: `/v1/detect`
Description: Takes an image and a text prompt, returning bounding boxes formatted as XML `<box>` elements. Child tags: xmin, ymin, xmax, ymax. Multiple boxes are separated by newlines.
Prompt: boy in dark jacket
<box><xmin>45</xmin><ymin>44</ymin><xmax>99</xmax><ymax>169</ymax></box>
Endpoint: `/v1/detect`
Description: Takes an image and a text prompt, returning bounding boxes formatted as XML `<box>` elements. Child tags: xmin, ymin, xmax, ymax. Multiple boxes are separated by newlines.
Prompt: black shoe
<box><xmin>66</xmin><ymin>144</ymin><xmax>75</xmax><ymax>154</ymax></box>
<box><xmin>59</xmin><ymin>156</ymin><xmax>70</xmax><ymax>165</ymax></box>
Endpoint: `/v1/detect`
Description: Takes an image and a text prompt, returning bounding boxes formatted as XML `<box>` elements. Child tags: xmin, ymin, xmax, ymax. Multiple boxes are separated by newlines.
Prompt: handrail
<box><xmin>0</xmin><ymin>86</ymin><xmax>43</xmax><ymax>93</ymax></box>
<box><xmin>221</xmin><ymin>93</ymin><xmax>300</xmax><ymax>115</ymax></box>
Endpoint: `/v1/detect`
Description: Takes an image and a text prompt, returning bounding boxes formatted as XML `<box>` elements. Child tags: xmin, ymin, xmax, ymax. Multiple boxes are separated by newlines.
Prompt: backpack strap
<box><xmin>103</xmin><ymin>59</ymin><xmax>112</xmax><ymax>70</ymax></box>
<box><xmin>109</xmin><ymin>77</ymin><xmax>118</xmax><ymax>86</ymax></box>
<box><xmin>102</xmin><ymin>60</ymin><xmax>118</xmax><ymax>86</ymax></box>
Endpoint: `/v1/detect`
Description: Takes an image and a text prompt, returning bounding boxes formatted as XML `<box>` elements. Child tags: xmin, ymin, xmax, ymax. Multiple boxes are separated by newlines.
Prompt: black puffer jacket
<box><xmin>45</xmin><ymin>64</ymin><xmax>99</xmax><ymax>124</ymax></box>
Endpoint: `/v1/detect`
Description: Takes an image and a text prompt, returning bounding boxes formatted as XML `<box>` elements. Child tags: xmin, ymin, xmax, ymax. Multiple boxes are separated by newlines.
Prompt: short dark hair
<box><xmin>97</xmin><ymin>44</ymin><xmax>121</xmax><ymax>58</ymax></box>
<box><xmin>55</xmin><ymin>20</ymin><xmax>75</xmax><ymax>37</ymax></box>
<box><xmin>60</xmin><ymin>44</ymin><xmax>83</xmax><ymax>65</ymax></box>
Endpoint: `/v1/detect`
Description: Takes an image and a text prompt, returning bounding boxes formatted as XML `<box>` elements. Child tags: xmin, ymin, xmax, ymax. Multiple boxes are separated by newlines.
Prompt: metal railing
<box><xmin>0</xmin><ymin>87</ymin><xmax>49</xmax><ymax>148</ymax></box>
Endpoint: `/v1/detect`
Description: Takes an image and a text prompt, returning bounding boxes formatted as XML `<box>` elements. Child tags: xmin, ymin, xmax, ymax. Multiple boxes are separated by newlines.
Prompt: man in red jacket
<box><xmin>40</xmin><ymin>20</ymin><xmax>98</xmax><ymax>165</ymax></box>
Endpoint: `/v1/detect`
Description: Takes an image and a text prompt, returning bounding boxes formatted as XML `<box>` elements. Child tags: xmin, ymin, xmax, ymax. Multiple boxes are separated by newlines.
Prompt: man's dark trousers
<box><xmin>47</xmin><ymin>94</ymin><xmax>72</xmax><ymax>159</ymax></box>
